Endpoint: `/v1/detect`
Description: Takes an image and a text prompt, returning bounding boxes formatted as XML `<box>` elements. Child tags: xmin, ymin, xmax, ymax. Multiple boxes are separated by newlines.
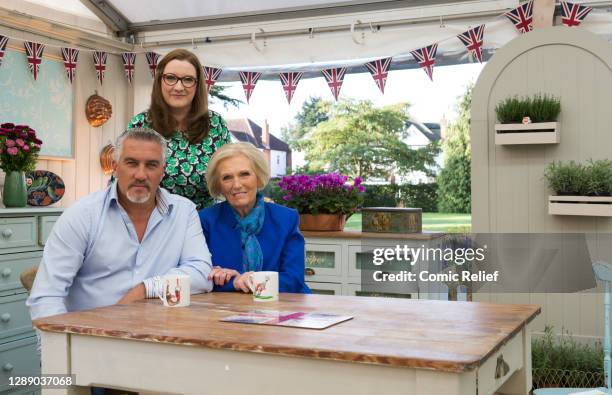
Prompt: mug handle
<box><xmin>153</xmin><ymin>276</ymin><xmax>168</xmax><ymax>305</ymax></box>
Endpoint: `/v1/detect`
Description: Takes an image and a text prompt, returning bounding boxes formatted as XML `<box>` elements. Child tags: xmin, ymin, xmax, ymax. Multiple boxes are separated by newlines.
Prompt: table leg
<box><xmin>40</xmin><ymin>331</ymin><xmax>89</xmax><ymax>395</ymax></box>
<box><xmin>496</xmin><ymin>324</ymin><xmax>532</xmax><ymax>395</ymax></box>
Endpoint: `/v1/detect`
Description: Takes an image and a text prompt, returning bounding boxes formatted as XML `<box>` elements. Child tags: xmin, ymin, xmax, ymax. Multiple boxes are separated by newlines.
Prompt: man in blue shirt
<box><xmin>27</xmin><ymin>128</ymin><xmax>213</xmax><ymax>320</ymax></box>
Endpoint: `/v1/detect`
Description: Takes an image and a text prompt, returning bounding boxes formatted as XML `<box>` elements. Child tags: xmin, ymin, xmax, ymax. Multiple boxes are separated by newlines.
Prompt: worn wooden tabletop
<box><xmin>33</xmin><ymin>293</ymin><xmax>540</xmax><ymax>373</ymax></box>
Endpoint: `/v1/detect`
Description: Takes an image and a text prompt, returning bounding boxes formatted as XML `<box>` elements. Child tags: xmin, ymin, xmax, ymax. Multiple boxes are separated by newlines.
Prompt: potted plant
<box><xmin>494</xmin><ymin>94</ymin><xmax>561</xmax><ymax>145</ymax></box>
<box><xmin>278</xmin><ymin>173</ymin><xmax>365</xmax><ymax>231</ymax></box>
<box><xmin>0</xmin><ymin>123</ymin><xmax>42</xmax><ymax>207</ymax></box>
<box><xmin>545</xmin><ymin>160</ymin><xmax>612</xmax><ymax>217</ymax></box>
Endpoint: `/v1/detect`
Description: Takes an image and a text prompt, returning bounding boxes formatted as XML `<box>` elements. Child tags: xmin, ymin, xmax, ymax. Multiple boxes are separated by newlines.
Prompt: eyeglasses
<box><xmin>162</xmin><ymin>73</ymin><xmax>198</xmax><ymax>88</ymax></box>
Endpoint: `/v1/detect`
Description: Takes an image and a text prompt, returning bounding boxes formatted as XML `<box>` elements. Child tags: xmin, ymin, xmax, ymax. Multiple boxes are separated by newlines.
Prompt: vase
<box><xmin>3</xmin><ymin>171</ymin><xmax>27</xmax><ymax>208</ymax></box>
<box><xmin>299</xmin><ymin>214</ymin><xmax>347</xmax><ymax>232</ymax></box>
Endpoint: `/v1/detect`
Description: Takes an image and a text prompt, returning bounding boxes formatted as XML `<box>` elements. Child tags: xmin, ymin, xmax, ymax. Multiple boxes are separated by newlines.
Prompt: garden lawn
<box><xmin>345</xmin><ymin>213</ymin><xmax>471</xmax><ymax>233</ymax></box>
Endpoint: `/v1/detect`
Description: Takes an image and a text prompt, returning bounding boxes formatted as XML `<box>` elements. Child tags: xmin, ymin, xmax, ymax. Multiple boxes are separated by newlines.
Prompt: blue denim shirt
<box><xmin>27</xmin><ymin>182</ymin><xmax>213</xmax><ymax>320</ymax></box>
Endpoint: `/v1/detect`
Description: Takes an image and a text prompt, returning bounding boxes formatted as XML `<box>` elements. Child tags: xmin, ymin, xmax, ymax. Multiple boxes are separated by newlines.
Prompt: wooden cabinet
<box><xmin>0</xmin><ymin>208</ymin><xmax>63</xmax><ymax>394</ymax></box>
<box><xmin>303</xmin><ymin>230</ymin><xmax>447</xmax><ymax>299</ymax></box>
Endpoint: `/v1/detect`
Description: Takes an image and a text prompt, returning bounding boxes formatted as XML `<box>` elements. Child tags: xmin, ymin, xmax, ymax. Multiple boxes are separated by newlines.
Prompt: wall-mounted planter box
<box><xmin>495</xmin><ymin>122</ymin><xmax>560</xmax><ymax>145</ymax></box>
<box><xmin>549</xmin><ymin>195</ymin><xmax>612</xmax><ymax>217</ymax></box>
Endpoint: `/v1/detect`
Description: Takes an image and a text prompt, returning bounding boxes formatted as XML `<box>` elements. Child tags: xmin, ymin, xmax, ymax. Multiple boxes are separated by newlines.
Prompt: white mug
<box><xmin>154</xmin><ymin>274</ymin><xmax>190</xmax><ymax>307</ymax></box>
<box><xmin>249</xmin><ymin>271</ymin><xmax>279</xmax><ymax>302</ymax></box>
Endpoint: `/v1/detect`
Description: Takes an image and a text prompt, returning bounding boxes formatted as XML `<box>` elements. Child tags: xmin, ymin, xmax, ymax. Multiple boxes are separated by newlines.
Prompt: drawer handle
<box><xmin>2</xmin><ymin>363</ymin><xmax>13</xmax><ymax>372</ymax></box>
<box><xmin>0</xmin><ymin>313</ymin><xmax>10</xmax><ymax>323</ymax></box>
<box><xmin>1</xmin><ymin>268</ymin><xmax>11</xmax><ymax>278</ymax></box>
<box><xmin>305</xmin><ymin>268</ymin><xmax>315</xmax><ymax>276</ymax></box>
<box><xmin>495</xmin><ymin>354</ymin><xmax>510</xmax><ymax>379</ymax></box>
<box><xmin>1</xmin><ymin>229</ymin><xmax>13</xmax><ymax>238</ymax></box>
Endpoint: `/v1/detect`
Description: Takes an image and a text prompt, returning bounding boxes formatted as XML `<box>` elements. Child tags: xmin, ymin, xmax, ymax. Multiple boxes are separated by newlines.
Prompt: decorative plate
<box><xmin>25</xmin><ymin>170</ymin><xmax>65</xmax><ymax>206</ymax></box>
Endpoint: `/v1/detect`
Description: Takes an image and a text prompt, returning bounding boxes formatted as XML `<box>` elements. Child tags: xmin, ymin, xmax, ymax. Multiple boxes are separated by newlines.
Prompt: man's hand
<box><xmin>117</xmin><ymin>283</ymin><xmax>146</xmax><ymax>304</ymax></box>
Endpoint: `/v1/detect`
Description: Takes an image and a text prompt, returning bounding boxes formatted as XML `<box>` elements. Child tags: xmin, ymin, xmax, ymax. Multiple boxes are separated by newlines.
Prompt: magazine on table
<box><xmin>221</xmin><ymin>310</ymin><xmax>353</xmax><ymax>329</ymax></box>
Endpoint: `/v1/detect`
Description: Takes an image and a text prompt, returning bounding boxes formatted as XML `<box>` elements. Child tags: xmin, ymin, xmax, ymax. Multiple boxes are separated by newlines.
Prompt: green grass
<box><xmin>346</xmin><ymin>212</ymin><xmax>471</xmax><ymax>233</ymax></box>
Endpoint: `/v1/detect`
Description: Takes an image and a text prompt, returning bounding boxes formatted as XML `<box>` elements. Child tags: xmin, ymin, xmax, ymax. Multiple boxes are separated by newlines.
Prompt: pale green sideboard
<box><xmin>0</xmin><ymin>208</ymin><xmax>63</xmax><ymax>395</ymax></box>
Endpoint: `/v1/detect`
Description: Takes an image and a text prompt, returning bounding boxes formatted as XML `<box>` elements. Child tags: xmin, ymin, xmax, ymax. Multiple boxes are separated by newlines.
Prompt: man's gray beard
<box><xmin>126</xmin><ymin>190</ymin><xmax>151</xmax><ymax>204</ymax></box>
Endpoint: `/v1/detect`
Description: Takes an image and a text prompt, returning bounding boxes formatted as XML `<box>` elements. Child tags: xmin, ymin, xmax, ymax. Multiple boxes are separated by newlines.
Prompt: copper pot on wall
<box><xmin>86</xmin><ymin>92</ymin><xmax>112</xmax><ymax>127</ymax></box>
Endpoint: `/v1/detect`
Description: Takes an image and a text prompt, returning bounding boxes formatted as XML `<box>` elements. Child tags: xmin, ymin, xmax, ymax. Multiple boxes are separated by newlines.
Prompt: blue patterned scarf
<box><xmin>232</xmin><ymin>192</ymin><xmax>265</xmax><ymax>272</ymax></box>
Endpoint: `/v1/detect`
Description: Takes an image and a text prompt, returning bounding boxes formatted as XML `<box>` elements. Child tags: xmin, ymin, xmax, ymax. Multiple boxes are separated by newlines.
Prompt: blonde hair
<box><xmin>206</xmin><ymin>142</ymin><xmax>270</xmax><ymax>198</ymax></box>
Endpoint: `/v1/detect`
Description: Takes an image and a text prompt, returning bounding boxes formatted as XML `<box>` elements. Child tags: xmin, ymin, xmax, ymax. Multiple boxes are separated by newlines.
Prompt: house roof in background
<box><xmin>226</xmin><ymin>118</ymin><xmax>291</xmax><ymax>153</ymax></box>
<box><xmin>406</xmin><ymin>120</ymin><xmax>441</xmax><ymax>143</ymax></box>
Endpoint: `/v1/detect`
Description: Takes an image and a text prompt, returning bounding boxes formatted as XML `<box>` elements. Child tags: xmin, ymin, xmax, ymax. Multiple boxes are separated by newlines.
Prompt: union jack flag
<box><xmin>203</xmin><ymin>66</ymin><xmax>223</xmax><ymax>89</ymax></box>
<box><xmin>411</xmin><ymin>44</ymin><xmax>438</xmax><ymax>81</ymax></box>
<box><xmin>239</xmin><ymin>71</ymin><xmax>261</xmax><ymax>103</ymax></box>
<box><xmin>145</xmin><ymin>52</ymin><xmax>160</xmax><ymax>78</ymax></box>
<box><xmin>279</xmin><ymin>72</ymin><xmax>303</xmax><ymax>104</ymax></box>
<box><xmin>93</xmin><ymin>51</ymin><xmax>107</xmax><ymax>84</ymax></box>
<box><xmin>61</xmin><ymin>48</ymin><xmax>79</xmax><ymax>84</ymax></box>
<box><xmin>457</xmin><ymin>25</ymin><xmax>485</xmax><ymax>63</ymax></box>
<box><xmin>561</xmin><ymin>1</ymin><xmax>592</xmax><ymax>27</ymax></box>
<box><xmin>0</xmin><ymin>36</ymin><xmax>8</xmax><ymax>69</ymax></box>
<box><xmin>122</xmin><ymin>52</ymin><xmax>136</xmax><ymax>83</ymax></box>
<box><xmin>505</xmin><ymin>1</ymin><xmax>534</xmax><ymax>34</ymax></box>
<box><xmin>322</xmin><ymin>68</ymin><xmax>347</xmax><ymax>101</ymax></box>
<box><xmin>24</xmin><ymin>41</ymin><xmax>45</xmax><ymax>80</ymax></box>
<box><xmin>365</xmin><ymin>57</ymin><xmax>392</xmax><ymax>94</ymax></box>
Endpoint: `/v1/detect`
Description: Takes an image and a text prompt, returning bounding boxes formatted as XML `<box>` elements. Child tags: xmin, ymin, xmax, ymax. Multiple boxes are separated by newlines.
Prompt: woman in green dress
<box><xmin>127</xmin><ymin>49</ymin><xmax>231</xmax><ymax>209</ymax></box>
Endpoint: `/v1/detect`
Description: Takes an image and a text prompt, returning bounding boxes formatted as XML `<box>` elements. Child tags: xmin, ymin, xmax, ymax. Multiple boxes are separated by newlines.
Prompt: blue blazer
<box><xmin>199</xmin><ymin>201</ymin><xmax>311</xmax><ymax>294</ymax></box>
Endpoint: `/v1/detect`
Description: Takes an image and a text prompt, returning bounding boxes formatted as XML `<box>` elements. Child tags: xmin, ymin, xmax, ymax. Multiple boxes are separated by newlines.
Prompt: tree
<box><xmin>299</xmin><ymin>100</ymin><xmax>438</xmax><ymax>180</ymax></box>
<box><xmin>208</xmin><ymin>85</ymin><xmax>242</xmax><ymax>108</ymax></box>
<box><xmin>437</xmin><ymin>85</ymin><xmax>472</xmax><ymax>213</ymax></box>
<box><xmin>281</xmin><ymin>97</ymin><xmax>331</xmax><ymax>148</ymax></box>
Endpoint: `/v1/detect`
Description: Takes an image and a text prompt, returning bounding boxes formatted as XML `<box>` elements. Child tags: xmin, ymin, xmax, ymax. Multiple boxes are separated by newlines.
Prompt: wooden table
<box><xmin>34</xmin><ymin>293</ymin><xmax>540</xmax><ymax>395</ymax></box>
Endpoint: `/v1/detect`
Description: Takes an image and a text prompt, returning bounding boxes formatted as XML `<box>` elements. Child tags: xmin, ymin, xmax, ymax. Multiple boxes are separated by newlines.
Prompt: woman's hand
<box><xmin>208</xmin><ymin>266</ymin><xmax>240</xmax><ymax>287</ymax></box>
<box><xmin>233</xmin><ymin>271</ymin><xmax>254</xmax><ymax>293</ymax></box>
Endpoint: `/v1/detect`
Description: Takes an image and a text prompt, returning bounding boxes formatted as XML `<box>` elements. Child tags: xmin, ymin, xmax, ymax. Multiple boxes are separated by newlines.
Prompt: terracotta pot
<box><xmin>299</xmin><ymin>213</ymin><xmax>347</xmax><ymax>231</ymax></box>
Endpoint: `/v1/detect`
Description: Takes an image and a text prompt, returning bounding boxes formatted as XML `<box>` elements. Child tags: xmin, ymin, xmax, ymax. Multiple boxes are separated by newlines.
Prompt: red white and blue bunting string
<box><xmin>146</xmin><ymin>52</ymin><xmax>160</xmax><ymax>78</ymax></box>
<box><xmin>0</xmin><ymin>1</ymin><xmax>605</xmax><ymax>96</ymax></box>
<box><xmin>122</xmin><ymin>52</ymin><xmax>136</xmax><ymax>83</ymax></box>
<box><xmin>24</xmin><ymin>41</ymin><xmax>44</xmax><ymax>80</ymax></box>
<box><xmin>93</xmin><ymin>51</ymin><xmax>107</xmax><ymax>85</ymax></box>
<box><xmin>203</xmin><ymin>66</ymin><xmax>223</xmax><ymax>89</ymax></box>
<box><xmin>0</xmin><ymin>35</ymin><xmax>8</xmax><ymax>69</ymax></box>
<box><xmin>457</xmin><ymin>25</ymin><xmax>485</xmax><ymax>64</ymax></box>
<box><xmin>239</xmin><ymin>71</ymin><xmax>261</xmax><ymax>103</ymax></box>
<box><xmin>561</xmin><ymin>1</ymin><xmax>592</xmax><ymax>27</ymax></box>
<box><xmin>365</xmin><ymin>57</ymin><xmax>392</xmax><ymax>94</ymax></box>
<box><xmin>61</xmin><ymin>48</ymin><xmax>79</xmax><ymax>84</ymax></box>
<box><xmin>505</xmin><ymin>0</ymin><xmax>534</xmax><ymax>34</ymax></box>
<box><xmin>322</xmin><ymin>67</ymin><xmax>347</xmax><ymax>101</ymax></box>
<box><xmin>279</xmin><ymin>72</ymin><xmax>303</xmax><ymax>104</ymax></box>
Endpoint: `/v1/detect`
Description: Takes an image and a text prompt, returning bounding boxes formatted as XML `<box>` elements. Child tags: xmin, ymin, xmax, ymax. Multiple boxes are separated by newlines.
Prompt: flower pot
<box><xmin>299</xmin><ymin>214</ymin><xmax>347</xmax><ymax>231</ymax></box>
<box><xmin>3</xmin><ymin>171</ymin><xmax>27</xmax><ymax>208</ymax></box>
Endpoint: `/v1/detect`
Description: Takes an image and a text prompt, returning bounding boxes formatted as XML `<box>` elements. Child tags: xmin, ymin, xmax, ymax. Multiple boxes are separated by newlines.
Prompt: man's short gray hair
<box><xmin>113</xmin><ymin>128</ymin><xmax>167</xmax><ymax>163</ymax></box>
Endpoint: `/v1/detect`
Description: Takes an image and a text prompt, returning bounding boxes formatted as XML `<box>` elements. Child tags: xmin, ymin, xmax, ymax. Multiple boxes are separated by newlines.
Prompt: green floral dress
<box><xmin>127</xmin><ymin>110</ymin><xmax>231</xmax><ymax>210</ymax></box>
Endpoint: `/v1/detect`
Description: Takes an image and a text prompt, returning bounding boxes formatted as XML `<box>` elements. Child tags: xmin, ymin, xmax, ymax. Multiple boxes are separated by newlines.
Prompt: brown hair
<box><xmin>149</xmin><ymin>49</ymin><xmax>209</xmax><ymax>144</ymax></box>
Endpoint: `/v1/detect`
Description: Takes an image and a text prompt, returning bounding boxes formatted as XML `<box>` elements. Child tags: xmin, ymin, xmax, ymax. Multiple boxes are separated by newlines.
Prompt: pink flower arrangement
<box><xmin>0</xmin><ymin>123</ymin><xmax>42</xmax><ymax>173</ymax></box>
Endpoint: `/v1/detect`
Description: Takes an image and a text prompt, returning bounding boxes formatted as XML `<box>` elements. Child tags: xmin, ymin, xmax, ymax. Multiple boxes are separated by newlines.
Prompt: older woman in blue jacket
<box><xmin>199</xmin><ymin>142</ymin><xmax>310</xmax><ymax>294</ymax></box>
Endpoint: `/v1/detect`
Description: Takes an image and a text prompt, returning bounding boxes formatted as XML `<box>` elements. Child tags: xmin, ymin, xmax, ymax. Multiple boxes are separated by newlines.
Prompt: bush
<box><xmin>362</xmin><ymin>183</ymin><xmax>438</xmax><ymax>212</ymax></box>
<box><xmin>495</xmin><ymin>94</ymin><xmax>561</xmax><ymax>123</ymax></box>
<box><xmin>544</xmin><ymin>160</ymin><xmax>612</xmax><ymax>196</ymax></box>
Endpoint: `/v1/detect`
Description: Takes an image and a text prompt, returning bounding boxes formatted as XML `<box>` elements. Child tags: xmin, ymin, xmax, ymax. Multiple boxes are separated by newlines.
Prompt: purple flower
<box><xmin>22</xmin><ymin>145</ymin><xmax>30</xmax><ymax>152</ymax></box>
<box><xmin>15</xmin><ymin>139</ymin><xmax>24</xmax><ymax>146</ymax></box>
<box><xmin>7</xmin><ymin>147</ymin><xmax>18</xmax><ymax>156</ymax></box>
<box><xmin>0</xmin><ymin>123</ymin><xmax>14</xmax><ymax>129</ymax></box>
<box><xmin>5</xmin><ymin>139</ymin><xmax>15</xmax><ymax>147</ymax></box>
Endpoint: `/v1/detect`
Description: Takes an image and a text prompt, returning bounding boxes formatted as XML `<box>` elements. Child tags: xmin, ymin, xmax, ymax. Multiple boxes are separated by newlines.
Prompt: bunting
<box><xmin>365</xmin><ymin>57</ymin><xmax>392</xmax><ymax>94</ymax></box>
<box><xmin>411</xmin><ymin>44</ymin><xmax>438</xmax><ymax>81</ymax></box>
<box><xmin>457</xmin><ymin>25</ymin><xmax>485</xmax><ymax>63</ymax></box>
<box><xmin>24</xmin><ymin>42</ymin><xmax>45</xmax><ymax>80</ymax></box>
<box><xmin>279</xmin><ymin>72</ymin><xmax>303</xmax><ymax>104</ymax></box>
<box><xmin>0</xmin><ymin>36</ymin><xmax>7</xmax><ymax>68</ymax></box>
<box><xmin>61</xmin><ymin>48</ymin><xmax>79</xmax><ymax>84</ymax></box>
<box><xmin>239</xmin><ymin>71</ymin><xmax>261</xmax><ymax>103</ymax></box>
<box><xmin>322</xmin><ymin>68</ymin><xmax>347</xmax><ymax>101</ymax></box>
<box><xmin>561</xmin><ymin>1</ymin><xmax>592</xmax><ymax>27</ymax></box>
<box><xmin>122</xmin><ymin>52</ymin><xmax>136</xmax><ymax>83</ymax></box>
<box><xmin>145</xmin><ymin>52</ymin><xmax>160</xmax><ymax>78</ymax></box>
<box><xmin>93</xmin><ymin>51</ymin><xmax>107</xmax><ymax>84</ymax></box>
<box><xmin>203</xmin><ymin>66</ymin><xmax>223</xmax><ymax>89</ymax></box>
<box><xmin>505</xmin><ymin>1</ymin><xmax>534</xmax><ymax>34</ymax></box>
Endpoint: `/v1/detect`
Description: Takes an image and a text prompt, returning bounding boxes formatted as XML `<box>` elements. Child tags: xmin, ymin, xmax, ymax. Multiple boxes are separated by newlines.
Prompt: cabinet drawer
<box><xmin>38</xmin><ymin>216</ymin><xmax>59</xmax><ymax>247</ymax></box>
<box><xmin>477</xmin><ymin>330</ymin><xmax>524</xmax><ymax>394</ymax></box>
<box><xmin>0</xmin><ymin>336</ymin><xmax>40</xmax><ymax>393</ymax></box>
<box><xmin>0</xmin><ymin>293</ymin><xmax>34</xmax><ymax>342</ymax></box>
<box><xmin>0</xmin><ymin>217</ymin><xmax>37</xmax><ymax>252</ymax></box>
<box><xmin>304</xmin><ymin>243</ymin><xmax>342</xmax><ymax>280</ymax></box>
<box><xmin>0</xmin><ymin>252</ymin><xmax>42</xmax><ymax>294</ymax></box>
<box><xmin>345</xmin><ymin>283</ymin><xmax>417</xmax><ymax>299</ymax></box>
<box><xmin>306</xmin><ymin>281</ymin><xmax>342</xmax><ymax>295</ymax></box>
